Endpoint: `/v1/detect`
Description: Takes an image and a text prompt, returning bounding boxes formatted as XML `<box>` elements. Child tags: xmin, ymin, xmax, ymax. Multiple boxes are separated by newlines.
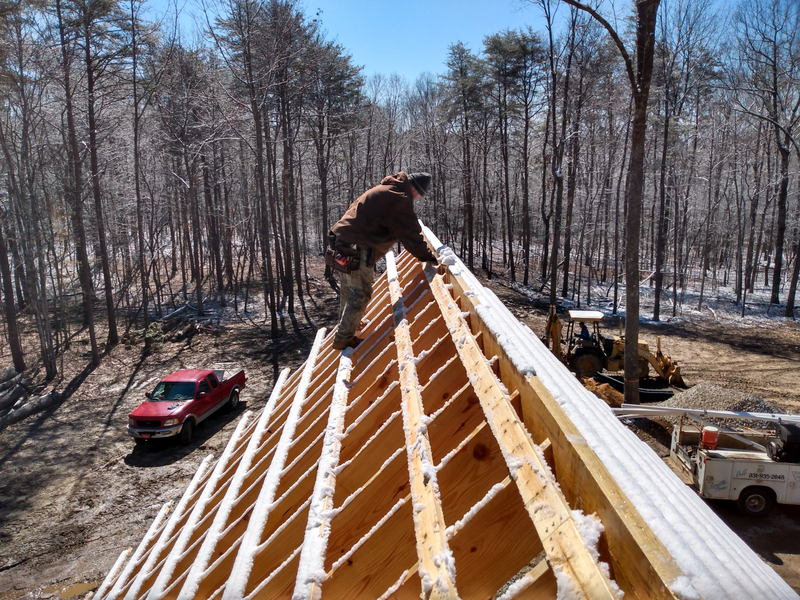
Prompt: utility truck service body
<box><xmin>613</xmin><ymin>403</ymin><xmax>800</xmax><ymax>516</ymax></box>
<box><xmin>127</xmin><ymin>369</ymin><xmax>246</xmax><ymax>445</ymax></box>
<box><xmin>671</xmin><ymin>425</ymin><xmax>800</xmax><ymax>516</ymax></box>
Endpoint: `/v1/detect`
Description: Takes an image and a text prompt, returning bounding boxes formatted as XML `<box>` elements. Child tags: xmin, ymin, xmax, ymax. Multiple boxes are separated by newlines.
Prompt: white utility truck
<box><xmin>613</xmin><ymin>405</ymin><xmax>800</xmax><ymax>516</ymax></box>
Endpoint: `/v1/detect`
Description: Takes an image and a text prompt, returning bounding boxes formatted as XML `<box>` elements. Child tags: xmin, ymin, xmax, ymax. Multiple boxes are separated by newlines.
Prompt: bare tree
<box><xmin>555</xmin><ymin>0</ymin><xmax>661</xmax><ymax>404</ymax></box>
<box><xmin>731</xmin><ymin>0</ymin><xmax>800</xmax><ymax>315</ymax></box>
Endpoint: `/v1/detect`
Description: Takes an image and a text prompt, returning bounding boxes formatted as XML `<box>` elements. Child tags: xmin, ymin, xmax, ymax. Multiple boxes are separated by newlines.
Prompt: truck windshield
<box><xmin>150</xmin><ymin>382</ymin><xmax>195</xmax><ymax>401</ymax></box>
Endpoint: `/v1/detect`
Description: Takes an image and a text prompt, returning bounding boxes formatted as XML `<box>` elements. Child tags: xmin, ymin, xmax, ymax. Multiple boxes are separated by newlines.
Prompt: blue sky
<box><xmin>307</xmin><ymin>0</ymin><xmax>546</xmax><ymax>81</ymax></box>
<box><xmin>154</xmin><ymin>0</ymin><xmax>549</xmax><ymax>82</ymax></box>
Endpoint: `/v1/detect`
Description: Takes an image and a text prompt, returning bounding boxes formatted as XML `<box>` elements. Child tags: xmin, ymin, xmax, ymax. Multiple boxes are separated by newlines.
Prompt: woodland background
<box><xmin>0</xmin><ymin>0</ymin><xmax>798</xmax><ymax>382</ymax></box>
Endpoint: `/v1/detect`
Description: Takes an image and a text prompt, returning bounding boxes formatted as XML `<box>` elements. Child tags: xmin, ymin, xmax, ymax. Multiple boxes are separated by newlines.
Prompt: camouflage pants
<box><xmin>335</xmin><ymin>247</ymin><xmax>373</xmax><ymax>342</ymax></box>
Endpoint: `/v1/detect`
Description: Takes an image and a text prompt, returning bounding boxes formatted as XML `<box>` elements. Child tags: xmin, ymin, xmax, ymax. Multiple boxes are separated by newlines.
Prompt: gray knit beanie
<box><xmin>409</xmin><ymin>172</ymin><xmax>432</xmax><ymax>196</ymax></box>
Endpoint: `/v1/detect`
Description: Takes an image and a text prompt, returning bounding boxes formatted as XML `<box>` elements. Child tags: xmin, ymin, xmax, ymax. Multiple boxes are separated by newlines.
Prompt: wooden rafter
<box><xmin>95</xmin><ymin>233</ymin><xmax>793</xmax><ymax>600</ymax></box>
<box><xmin>424</xmin><ymin>266</ymin><xmax>619</xmax><ymax>599</ymax></box>
<box><xmin>387</xmin><ymin>252</ymin><xmax>459</xmax><ymax>599</ymax></box>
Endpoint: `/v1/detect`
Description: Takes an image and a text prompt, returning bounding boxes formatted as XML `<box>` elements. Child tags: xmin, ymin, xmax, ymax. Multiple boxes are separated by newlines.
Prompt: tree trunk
<box><xmin>653</xmin><ymin>94</ymin><xmax>670</xmax><ymax>322</ymax></box>
<box><xmin>84</xmin><ymin>20</ymin><xmax>118</xmax><ymax>346</ymax></box>
<box><xmin>56</xmin><ymin>0</ymin><xmax>99</xmax><ymax>365</ymax></box>
<box><xmin>0</xmin><ymin>222</ymin><xmax>25</xmax><ymax>372</ymax></box>
<box><xmin>771</xmin><ymin>145</ymin><xmax>789</xmax><ymax>305</ymax></box>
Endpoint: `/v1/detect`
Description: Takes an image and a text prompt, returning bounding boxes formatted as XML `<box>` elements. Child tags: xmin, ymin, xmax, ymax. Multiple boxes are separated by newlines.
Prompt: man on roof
<box><xmin>329</xmin><ymin>171</ymin><xmax>437</xmax><ymax>350</ymax></box>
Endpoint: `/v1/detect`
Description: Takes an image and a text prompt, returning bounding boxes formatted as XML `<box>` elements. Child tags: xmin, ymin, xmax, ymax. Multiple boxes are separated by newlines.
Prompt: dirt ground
<box><xmin>0</xmin><ymin>269</ymin><xmax>799</xmax><ymax>598</ymax></box>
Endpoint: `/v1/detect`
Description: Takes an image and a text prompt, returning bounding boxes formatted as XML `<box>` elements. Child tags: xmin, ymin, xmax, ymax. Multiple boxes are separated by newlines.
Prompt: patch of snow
<box><xmin>377</xmin><ymin>570</ymin><xmax>409</xmax><ymax>600</ymax></box>
<box><xmin>95</xmin><ymin>548</ymin><xmax>133</xmax><ymax>600</ymax></box>
<box><xmin>446</xmin><ymin>482</ymin><xmax>506</xmax><ymax>539</ymax></box>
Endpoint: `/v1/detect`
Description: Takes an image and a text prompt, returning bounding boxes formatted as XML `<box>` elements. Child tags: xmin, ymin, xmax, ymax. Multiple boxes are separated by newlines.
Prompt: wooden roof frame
<box><xmin>93</xmin><ymin>227</ymin><xmax>797</xmax><ymax>600</ymax></box>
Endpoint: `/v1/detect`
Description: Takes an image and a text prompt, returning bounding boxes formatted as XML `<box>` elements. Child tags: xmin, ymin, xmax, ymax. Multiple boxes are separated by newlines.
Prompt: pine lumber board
<box><xmin>278</xmin><ymin>401</ymin><xmax>332</xmax><ymax>495</ymax></box>
<box><xmin>176</xmin><ymin>369</ymin><xmax>292</xmax><ymax>600</ymax></box>
<box><xmin>222</xmin><ymin>329</ymin><xmax>327</xmax><ymax>600</ymax></box>
<box><xmin>322</xmin><ymin>500</ymin><xmax>418</xmax><ymax>600</ymax></box>
<box><xmin>343</xmin><ymin>350</ymin><xmax>396</xmax><ymax>418</ymax></box>
<box><xmin>148</xmin><ymin>415</ymin><xmax>255</xmax><ymax>600</ymax></box>
<box><xmin>184</xmin><ymin>528</ymin><xmax>247</xmax><ymax>598</ymax></box>
<box><xmin>193</xmin><ymin>391</ymin><xmax>325</xmax><ymax>592</ymax></box>
<box><xmin>425</xmin><ymin>268</ymin><xmax>619</xmax><ymax>600</ymax></box>
<box><xmin>351</xmin><ymin>315</ymin><xmax>395</xmax><ymax>367</ymax></box>
<box><xmin>293</xmin><ymin>352</ymin><xmax>354</xmax><ymax>600</ymax></box>
<box><xmin>413</xmin><ymin>334</ymin><xmax>458</xmax><ymax>385</ymax></box>
<box><xmin>246</xmin><ymin>547</ymin><xmax>301</xmax><ymax>600</ymax></box>
<box><xmin>419</xmin><ymin>358</ymin><xmax>470</xmax><ymax>417</ymax></box>
<box><xmin>334</xmin><ymin>388</ymin><xmax>405</xmax><ymax>501</ymax></box>
<box><xmin>435</xmin><ymin>423</ymin><xmax>508</xmax><ymax>527</ymax></box>
<box><xmin>408</xmin><ymin>299</ymin><xmax>440</xmax><ymax>340</ymax></box>
<box><xmin>441</xmin><ymin>262</ymin><xmax>686</xmax><ymax>600</ymax></box>
<box><xmin>388</xmin><ymin>252</ymin><xmax>459</xmax><ymax>599</ymax></box>
<box><xmin>448</xmin><ymin>478</ymin><xmax>544</xmax><ymax>599</ymax></box>
<box><xmin>425</xmin><ymin>385</ymin><xmax>485</xmax><ymax>466</ymax></box>
<box><xmin>324</xmin><ymin>447</ymin><xmax>409</xmax><ymax>569</ymax></box>
<box><xmin>242</xmin><ymin>503</ymin><xmax>310</xmax><ymax>597</ymax></box>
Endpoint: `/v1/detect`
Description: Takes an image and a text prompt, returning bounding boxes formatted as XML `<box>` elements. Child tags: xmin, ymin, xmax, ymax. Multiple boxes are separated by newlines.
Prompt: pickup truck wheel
<box><xmin>180</xmin><ymin>420</ymin><xmax>194</xmax><ymax>445</ymax></box>
<box><xmin>227</xmin><ymin>389</ymin><xmax>240</xmax><ymax>410</ymax></box>
<box><xmin>737</xmin><ymin>487</ymin><xmax>775</xmax><ymax>517</ymax></box>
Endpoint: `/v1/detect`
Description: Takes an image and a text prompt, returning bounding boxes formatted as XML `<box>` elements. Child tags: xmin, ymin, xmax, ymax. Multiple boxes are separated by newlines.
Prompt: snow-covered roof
<box><xmin>94</xmin><ymin>227</ymin><xmax>798</xmax><ymax>600</ymax></box>
<box><xmin>568</xmin><ymin>309</ymin><xmax>605</xmax><ymax>322</ymax></box>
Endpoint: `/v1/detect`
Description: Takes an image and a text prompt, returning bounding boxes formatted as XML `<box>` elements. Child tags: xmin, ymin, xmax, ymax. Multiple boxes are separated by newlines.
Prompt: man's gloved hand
<box><xmin>419</xmin><ymin>242</ymin><xmax>437</xmax><ymax>264</ymax></box>
<box><xmin>421</xmin><ymin>250</ymin><xmax>437</xmax><ymax>263</ymax></box>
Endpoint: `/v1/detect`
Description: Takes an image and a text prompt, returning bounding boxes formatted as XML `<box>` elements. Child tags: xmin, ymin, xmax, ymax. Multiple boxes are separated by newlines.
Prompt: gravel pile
<box><xmin>660</xmin><ymin>382</ymin><xmax>785</xmax><ymax>431</ymax></box>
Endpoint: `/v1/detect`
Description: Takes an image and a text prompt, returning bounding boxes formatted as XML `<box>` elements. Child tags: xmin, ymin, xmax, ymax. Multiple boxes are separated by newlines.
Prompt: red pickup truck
<box><xmin>127</xmin><ymin>369</ymin><xmax>247</xmax><ymax>445</ymax></box>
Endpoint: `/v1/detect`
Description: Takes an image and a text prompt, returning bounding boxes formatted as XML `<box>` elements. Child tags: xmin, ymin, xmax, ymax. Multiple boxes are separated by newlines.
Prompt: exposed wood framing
<box><xmin>387</xmin><ymin>253</ymin><xmax>458</xmax><ymax>599</ymax></box>
<box><xmin>430</xmin><ymin>237</ymin><xmax>687</xmax><ymax>600</ymax></box>
<box><xmin>97</xmin><ymin>234</ymin><xmax>786</xmax><ymax>600</ymax></box>
<box><xmin>424</xmin><ymin>265</ymin><xmax>618</xmax><ymax>598</ymax></box>
<box><xmin>293</xmin><ymin>350</ymin><xmax>354</xmax><ymax>600</ymax></box>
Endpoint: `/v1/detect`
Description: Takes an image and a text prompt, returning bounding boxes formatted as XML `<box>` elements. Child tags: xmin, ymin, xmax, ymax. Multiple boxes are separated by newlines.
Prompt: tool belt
<box><xmin>326</xmin><ymin>233</ymin><xmax>372</xmax><ymax>274</ymax></box>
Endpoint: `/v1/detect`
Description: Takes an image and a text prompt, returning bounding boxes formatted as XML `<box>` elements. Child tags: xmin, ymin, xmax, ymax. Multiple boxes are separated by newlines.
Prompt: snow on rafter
<box><xmin>94</xmin><ymin>224</ymin><xmax>797</xmax><ymax>600</ymax></box>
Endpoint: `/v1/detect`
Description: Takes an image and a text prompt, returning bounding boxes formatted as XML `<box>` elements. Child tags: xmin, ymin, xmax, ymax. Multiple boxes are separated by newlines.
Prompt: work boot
<box><xmin>332</xmin><ymin>335</ymin><xmax>362</xmax><ymax>350</ymax></box>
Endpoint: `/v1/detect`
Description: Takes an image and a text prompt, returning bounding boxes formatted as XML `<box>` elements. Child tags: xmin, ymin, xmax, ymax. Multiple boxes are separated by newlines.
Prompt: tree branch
<box><xmin>554</xmin><ymin>0</ymin><xmax>637</xmax><ymax>95</ymax></box>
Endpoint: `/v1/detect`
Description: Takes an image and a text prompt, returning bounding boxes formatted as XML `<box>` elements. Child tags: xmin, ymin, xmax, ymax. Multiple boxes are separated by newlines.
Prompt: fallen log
<box><xmin>0</xmin><ymin>392</ymin><xmax>61</xmax><ymax>429</ymax></box>
<box><xmin>0</xmin><ymin>372</ymin><xmax>26</xmax><ymax>394</ymax></box>
<box><xmin>170</xmin><ymin>322</ymin><xmax>196</xmax><ymax>342</ymax></box>
<box><xmin>0</xmin><ymin>366</ymin><xmax>17</xmax><ymax>385</ymax></box>
<box><xmin>163</xmin><ymin>305</ymin><xmax>189</xmax><ymax>322</ymax></box>
<box><xmin>0</xmin><ymin>380</ymin><xmax>30</xmax><ymax>413</ymax></box>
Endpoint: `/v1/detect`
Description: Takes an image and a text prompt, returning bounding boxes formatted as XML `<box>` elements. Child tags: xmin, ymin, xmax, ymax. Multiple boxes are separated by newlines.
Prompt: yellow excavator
<box><xmin>544</xmin><ymin>307</ymin><xmax>685</xmax><ymax>386</ymax></box>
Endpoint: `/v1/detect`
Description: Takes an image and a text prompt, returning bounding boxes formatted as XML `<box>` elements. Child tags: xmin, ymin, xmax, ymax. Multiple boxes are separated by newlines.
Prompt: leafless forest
<box><xmin>1</xmin><ymin>0</ymin><xmax>798</xmax><ymax>384</ymax></box>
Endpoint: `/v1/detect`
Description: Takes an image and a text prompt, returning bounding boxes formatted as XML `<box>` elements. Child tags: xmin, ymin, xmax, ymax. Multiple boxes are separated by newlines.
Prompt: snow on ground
<box><xmin>508</xmin><ymin>266</ymin><xmax>796</xmax><ymax>328</ymax></box>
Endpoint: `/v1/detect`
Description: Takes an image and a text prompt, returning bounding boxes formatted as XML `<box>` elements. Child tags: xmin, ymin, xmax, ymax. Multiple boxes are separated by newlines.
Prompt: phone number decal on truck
<box><xmin>748</xmin><ymin>472</ymin><xmax>785</xmax><ymax>481</ymax></box>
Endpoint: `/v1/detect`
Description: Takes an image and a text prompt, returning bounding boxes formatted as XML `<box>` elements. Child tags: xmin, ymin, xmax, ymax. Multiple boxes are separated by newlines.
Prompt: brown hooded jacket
<box><xmin>330</xmin><ymin>172</ymin><xmax>435</xmax><ymax>261</ymax></box>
